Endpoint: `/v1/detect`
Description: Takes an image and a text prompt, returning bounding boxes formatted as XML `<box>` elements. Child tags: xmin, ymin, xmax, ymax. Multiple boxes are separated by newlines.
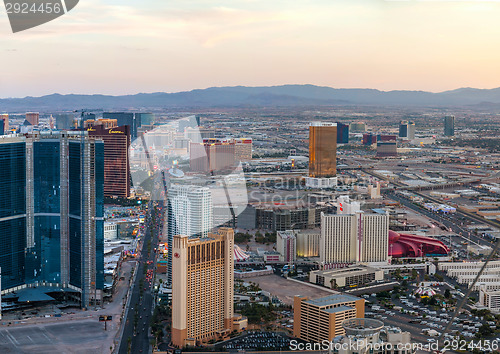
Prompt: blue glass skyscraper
<box><xmin>135</xmin><ymin>112</ymin><xmax>155</xmax><ymax>126</ymax></box>
<box><xmin>103</xmin><ymin>112</ymin><xmax>139</xmax><ymax>138</ymax></box>
<box><xmin>444</xmin><ymin>116</ymin><xmax>455</xmax><ymax>137</ymax></box>
<box><xmin>0</xmin><ymin>137</ymin><xmax>26</xmax><ymax>290</ymax></box>
<box><xmin>0</xmin><ymin>131</ymin><xmax>104</xmax><ymax>308</ymax></box>
<box><xmin>336</xmin><ymin>122</ymin><xmax>349</xmax><ymax>144</ymax></box>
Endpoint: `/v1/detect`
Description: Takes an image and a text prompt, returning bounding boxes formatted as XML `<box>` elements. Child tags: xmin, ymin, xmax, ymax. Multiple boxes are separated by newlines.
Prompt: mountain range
<box><xmin>2</xmin><ymin>85</ymin><xmax>500</xmax><ymax>111</ymax></box>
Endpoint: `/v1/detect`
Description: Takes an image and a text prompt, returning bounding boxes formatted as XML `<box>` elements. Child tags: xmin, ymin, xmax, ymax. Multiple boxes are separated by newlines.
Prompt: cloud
<box><xmin>0</xmin><ymin>0</ymin><xmax>307</xmax><ymax>45</ymax></box>
<box><xmin>2</xmin><ymin>0</ymin><xmax>500</xmax><ymax>96</ymax></box>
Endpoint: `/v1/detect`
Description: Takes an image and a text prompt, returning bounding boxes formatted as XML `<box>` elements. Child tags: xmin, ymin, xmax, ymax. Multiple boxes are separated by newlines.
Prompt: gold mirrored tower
<box><xmin>309</xmin><ymin>122</ymin><xmax>337</xmax><ymax>178</ymax></box>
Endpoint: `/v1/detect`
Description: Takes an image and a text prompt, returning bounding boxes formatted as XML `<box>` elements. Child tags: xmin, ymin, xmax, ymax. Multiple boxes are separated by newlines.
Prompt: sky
<box><xmin>2</xmin><ymin>0</ymin><xmax>500</xmax><ymax>98</ymax></box>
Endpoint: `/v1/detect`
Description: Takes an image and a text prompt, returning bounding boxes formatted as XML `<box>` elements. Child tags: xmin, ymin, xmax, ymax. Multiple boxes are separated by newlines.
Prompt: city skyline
<box><xmin>1</xmin><ymin>0</ymin><xmax>500</xmax><ymax>349</ymax></box>
<box><xmin>0</xmin><ymin>104</ymin><xmax>499</xmax><ymax>351</ymax></box>
<box><xmin>2</xmin><ymin>0</ymin><xmax>500</xmax><ymax>97</ymax></box>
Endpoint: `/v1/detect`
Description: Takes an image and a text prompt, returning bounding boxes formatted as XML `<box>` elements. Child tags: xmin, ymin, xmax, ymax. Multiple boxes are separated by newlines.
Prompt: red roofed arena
<box><xmin>388</xmin><ymin>230</ymin><xmax>449</xmax><ymax>258</ymax></box>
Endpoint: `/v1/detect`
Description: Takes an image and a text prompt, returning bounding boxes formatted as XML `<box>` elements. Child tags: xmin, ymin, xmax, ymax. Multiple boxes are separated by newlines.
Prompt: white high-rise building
<box><xmin>321</xmin><ymin>213</ymin><xmax>358</xmax><ymax>264</ymax></box>
<box><xmin>360</xmin><ymin>214</ymin><xmax>389</xmax><ymax>263</ymax></box>
<box><xmin>167</xmin><ymin>184</ymin><xmax>213</xmax><ymax>284</ymax></box>
<box><xmin>337</xmin><ymin>196</ymin><xmax>360</xmax><ymax>215</ymax></box>
<box><xmin>168</xmin><ymin>185</ymin><xmax>212</xmax><ymax>238</ymax></box>
<box><xmin>320</xmin><ymin>209</ymin><xmax>389</xmax><ymax>265</ymax></box>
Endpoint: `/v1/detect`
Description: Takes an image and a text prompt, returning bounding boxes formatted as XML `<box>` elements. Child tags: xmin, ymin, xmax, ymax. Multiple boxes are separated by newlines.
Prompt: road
<box><xmin>0</xmin><ymin>260</ymin><xmax>134</xmax><ymax>353</ymax></box>
<box><xmin>118</xmin><ymin>202</ymin><xmax>162</xmax><ymax>354</ymax></box>
<box><xmin>385</xmin><ymin>191</ymin><xmax>495</xmax><ymax>249</ymax></box>
<box><xmin>363</xmin><ymin>167</ymin><xmax>500</xmax><ymax>236</ymax></box>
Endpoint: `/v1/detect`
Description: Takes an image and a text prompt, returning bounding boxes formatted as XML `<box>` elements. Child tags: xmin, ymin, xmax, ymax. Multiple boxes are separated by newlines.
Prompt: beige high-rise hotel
<box><xmin>172</xmin><ymin>227</ymin><xmax>235</xmax><ymax>347</ymax></box>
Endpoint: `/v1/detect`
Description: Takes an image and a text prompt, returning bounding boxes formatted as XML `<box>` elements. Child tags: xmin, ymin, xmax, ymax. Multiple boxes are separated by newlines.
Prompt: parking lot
<box><xmin>0</xmin><ymin>319</ymin><xmax>111</xmax><ymax>353</ymax></box>
<box><xmin>216</xmin><ymin>331</ymin><xmax>294</xmax><ymax>351</ymax></box>
<box><xmin>366</xmin><ymin>293</ymin><xmax>498</xmax><ymax>346</ymax></box>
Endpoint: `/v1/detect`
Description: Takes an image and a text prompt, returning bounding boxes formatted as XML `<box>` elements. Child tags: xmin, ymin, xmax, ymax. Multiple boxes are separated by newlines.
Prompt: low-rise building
<box><xmin>255</xmin><ymin>204</ymin><xmax>328</xmax><ymax>231</ymax></box>
<box><xmin>293</xmin><ymin>294</ymin><xmax>365</xmax><ymax>343</ymax></box>
<box><xmin>232</xmin><ymin>314</ymin><xmax>248</xmax><ymax>331</ymax></box>
<box><xmin>310</xmin><ymin>266</ymin><xmax>384</xmax><ymax>289</ymax></box>
<box><xmin>234</xmin><ymin>265</ymin><xmax>273</xmax><ymax>279</ymax></box>
<box><xmin>479</xmin><ymin>286</ymin><xmax>500</xmax><ymax>313</ymax></box>
<box><xmin>104</xmin><ymin>222</ymin><xmax>118</xmax><ymax>240</ymax></box>
<box><xmin>440</xmin><ymin>261</ymin><xmax>500</xmax><ymax>291</ymax></box>
<box><xmin>439</xmin><ymin>260</ymin><xmax>500</xmax><ymax>273</ymax></box>
<box><xmin>467</xmin><ymin>244</ymin><xmax>493</xmax><ymax>256</ymax></box>
<box><xmin>263</xmin><ymin>251</ymin><xmax>281</xmax><ymax>263</ymax></box>
<box><xmin>472</xmin><ymin>282</ymin><xmax>500</xmax><ymax>292</ymax></box>
<box><xmin>331</xmin><ymin>320</ymin><xmax>415</xmax><ymax>354</ymax></box>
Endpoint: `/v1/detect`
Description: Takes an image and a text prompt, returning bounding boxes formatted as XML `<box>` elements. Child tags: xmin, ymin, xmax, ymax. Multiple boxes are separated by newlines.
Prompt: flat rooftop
<box><xmin>304</xmin><ymin>293</ymin><xmax>361</xmax><ymax>307</ymax></box>
<box><xmin>324</xmin><ymin>305</ymin><xmax>355</xmax><ymax>313</ymax></box>
<box><xmin>312</xmin><ymin>266</ymin><xmax>379</xmax><ymax>277</ymax></box>
<box><xmin>2</xmin><ymin>286</ymin><xmax>79</xmax><ymax>303</ymax></box>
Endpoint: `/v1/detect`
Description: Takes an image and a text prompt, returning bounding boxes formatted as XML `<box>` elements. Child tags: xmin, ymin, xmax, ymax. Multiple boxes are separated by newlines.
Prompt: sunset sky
<box><xmin>2</xmin><ymin>0</ymin><xmax>500</xmax><ymax>97</ymax></box>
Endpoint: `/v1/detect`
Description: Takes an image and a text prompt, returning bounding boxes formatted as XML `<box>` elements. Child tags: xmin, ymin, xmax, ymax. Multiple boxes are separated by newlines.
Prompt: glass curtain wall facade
<box><xmin>28</xmin><ymin>141</ymin><xmax>61</xmax><ymax>284</ymax></box>
<box><xmin>0</xmin><ymin>132</ymin><xmax>103</xmax><ymax>308</ymax></box>
<box><xmin>336</xmin><ymin>123</ymin><xmax>349</xmax><ymax>144</ymax></box>
<box><xmin>444</xmin><ymin>116</ymin><xmax>455</xmax><ymax>136</ymax></box>
<box><xmin>308</xmin><ymin>122</ymin><xmax>337</xmax><ymax>178</ymax></box>
<box><xmin>0</xmin><ymin>139</ymin><xmax>26</xmax><ymax>290</ymax></box>
<box><xmin>103</xmin><ymin>112</ymin><xmax>138</xmax><ymax>138</ymax></box>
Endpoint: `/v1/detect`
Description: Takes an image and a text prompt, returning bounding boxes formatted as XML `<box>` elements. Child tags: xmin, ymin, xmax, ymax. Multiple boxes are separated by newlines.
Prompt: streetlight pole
<box><xmin>449</xmin><ymin>228</ymin><xmax>452</xmax><ymax>252</ymax></box>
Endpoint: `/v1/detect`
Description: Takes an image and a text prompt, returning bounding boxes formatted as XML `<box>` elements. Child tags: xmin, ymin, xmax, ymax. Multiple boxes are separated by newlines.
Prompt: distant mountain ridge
<box><xmin>2</xmin><ymin>84</ymin><xmax>500</xmax><ymax>111</ymax></box>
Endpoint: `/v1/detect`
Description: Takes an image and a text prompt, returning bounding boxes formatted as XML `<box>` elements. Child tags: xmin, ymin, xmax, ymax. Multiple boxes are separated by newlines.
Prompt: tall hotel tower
<box><xmin>0</xmin><ymin>131</ymin><xmax>104</xmax><ymax>307</ymax></box>
<box><xmin>306</xmin><ymin>122</ymin><xmax>337</xmax><ymax>188</ymax></box>
<box><xmin>444</xmin><ymin>116</ymin><xmax>455</xmax><ymax>137</ymax></box>
<box><xmin>85</xmin><ymin>120</ymin><xmax>131</xmax><ymax>198</ymax></box>
<box><xmin>336</xmin><ymin>122</ymin><xmax>349</xmax><ymax>144</ymax></box>
<box><xmin>172</xmin><ymin>228</ymin><xmax>235</xmax><ymax>347</ymax></box>
<box><xmin>399</xmin><ymin>120</ymin><xmax>416</xmax><ymax>140</ymax></box>
<box><xmin>25</xmin><ymin>112</ymin><xmax>39</xmax><ymax>126</ymax></box>
<box><xmin>320</xmin><ymin>197</ymin><xmax>389</xmax><ymax>265</ymax></box>
<box><xmin>167</xmin><ymin>185</ymin><xmax>213</xmax><ymax>284</ymax></box>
